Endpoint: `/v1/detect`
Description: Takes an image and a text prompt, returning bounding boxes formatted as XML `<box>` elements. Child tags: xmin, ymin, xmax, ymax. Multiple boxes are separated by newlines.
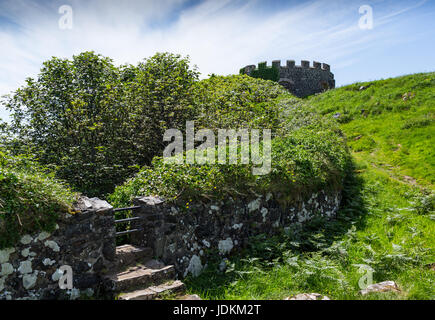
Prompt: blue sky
<box><xmin>1</xmin><ymin>0</ymin><xmax>434</xmax><ymax>121</ymax></box>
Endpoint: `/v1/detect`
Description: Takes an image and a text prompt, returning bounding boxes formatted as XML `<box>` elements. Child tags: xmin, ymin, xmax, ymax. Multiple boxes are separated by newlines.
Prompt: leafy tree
<box><xmin>2</xmin><ymin>52</ymin><xmax>199</xmax><ymax>196</ymax></box>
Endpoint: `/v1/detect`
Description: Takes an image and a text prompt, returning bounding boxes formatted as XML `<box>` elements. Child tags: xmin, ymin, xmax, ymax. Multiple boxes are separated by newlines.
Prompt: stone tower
<box><xmin>241</xmin><ymin>60</ymin><xmax>335</xmax><ymax>98</ymax></box>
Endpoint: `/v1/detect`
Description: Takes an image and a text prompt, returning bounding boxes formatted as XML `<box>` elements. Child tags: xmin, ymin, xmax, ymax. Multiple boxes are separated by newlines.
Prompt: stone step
<box><xmin>118</xmin><ymin>280</ymin><xmax>185</xmax><ymax>300</ymax></box>
<box><xmin>108</xmin><ymin>260</ymin><xmax>175</xmax><ymax>292</ymax></box>
<box><xmin>115</xmin><ymin>244</ymin><xmax>153</xmax><ymax>268</ymax></box>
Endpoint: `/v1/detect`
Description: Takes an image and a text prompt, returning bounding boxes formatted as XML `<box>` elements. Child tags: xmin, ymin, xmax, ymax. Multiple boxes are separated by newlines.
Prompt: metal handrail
<box><xmin>114</xmin><ymin>216</ymin><xmax>142</xmax><ymax>224</ymax></box>
<box><xmin>116</xmin><ymin>228</ymin><xmax>142</xmax><ymax>236</ymax></box>
<box><xmin>113</xmin><ymin>206</ymin><xmax>141</xmax><ymax>213</ymax></box>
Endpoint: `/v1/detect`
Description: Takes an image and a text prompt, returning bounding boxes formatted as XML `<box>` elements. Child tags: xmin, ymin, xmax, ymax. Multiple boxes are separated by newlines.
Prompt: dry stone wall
<box><xmin>130</xmin><ymin>189</ymin><xmax>341</xmax><ymax>278</ymax></box>
<box><xmin>0</xmin><ymin>197</ymin><xmax>116</xmax><ymax>300</ymax></box>
<box><xmin>1</xmin><ymin>188</ymin><xmax>343</xmax><ymax>300</ymax></box>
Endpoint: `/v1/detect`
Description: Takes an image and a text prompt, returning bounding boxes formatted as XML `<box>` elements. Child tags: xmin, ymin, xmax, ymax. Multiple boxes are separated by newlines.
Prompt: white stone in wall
<box><xmin>21</xmin><ymin>248</ymin><xmax>30</xmax><ymax>258</ymax></box>
<box><xmin>37</xmin><ymin>232</ymin><xmax>51</xmax><ymax>241</ymax></box>
<box><xmin>184</xmin><ymin>255</ymin><xmax>203</xmax><ymax>277</ymax></box>
<box><xmin>0</xmin><ymin>277</ymin><xmax>5</xmax><ymax>292</ymax></box>
<box><xmin>297</xmin><ymin>203</ymin><xmax>311</xmax><ymax>223</ymax></box>
<box><xmin>22</xmin><ymin>272</ymin><xmax>38</xmax><ymax>290</ymax></box>
<box><xmin>44</xmin><ymin>240</ymin><xmax>60</xmax><ymax>252</ymax></box>
<box><xmin>0</xmin><ymin>248</ymin><xmax>15</xmax><ymax>264</ymax></box>
<box><xmin>18</xmin><ymin>261</ymin><xmax>32</xmax><ymax>274</ymax></box>
<box><xmin>42</xmin><ymin>258</ymin><xmax>56</xmax><ymax>266</ymax></box>
<box><xmin>248</xmin><ymin>198</ymin><xmax>261</xmax><ymax>212</ymax></box>
<box><xmin>210</xmin><ymin>205</ymin><xmax>220</xmax><ymax>211</ymax></box>
<box><xmin>0</xmin><ymin>263</ymin><xmax>14</xmax><ymax>276</ymax></box>
<box><xmin>69</xmin><ymin>288</ymin><xmax>81</xmax><ymax>300</ymax></box>
<box><xmin>266</xmin><ymin>193</ymin><xmax>272</xmax><ymax>202</ymax></box>
<box><xmin>218</xmin><ymin>238</ymin><xmax>234</xmax><ymax>255</ymax></box>
<box><xmin>232</xmin><ymin>223</ymin><xmax>243</xmax><ymax>230</ymax></box>
<box><xmin>202</xmin><ymin>240</ymin><xmax>210</xmax><ymax>248</ymax></box>
<box><xmin>51</xmin><ymin>269</ymin><xmax>64</xmax><ymax>281</ymax></box>
<box><xmin>20</xmin><ymin>235</ymin><xmax>33</xmax><ymax>245</ymax></box>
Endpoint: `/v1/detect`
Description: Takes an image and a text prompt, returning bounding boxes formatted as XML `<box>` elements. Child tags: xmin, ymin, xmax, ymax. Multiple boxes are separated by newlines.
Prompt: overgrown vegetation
<box><xmin>183</xmin><ymin>72</ymin><xmax>435</xmax><ymax>300</ymax></box>
<box><xmin>0</xmin><ymin>149</ymin><xmax>76</xmax><ymax>249</ymax></box>
<box><xmin>239</xmin><ymin>62</ymin><xmax>279</xmax><ymax>82</ymax></box>
<box><xmin>109</xmin><ymin>76</ymin><xmax>349</xmax><ymax>208</ymax></box>
<box><xmin>2</xmin><ymin>52</ymin><xmax>199</xmax><ymax>196</ymax></box>
<box><xmin>0</xmin><ymin>50</ymin><xmax>433</xmax><ymax>300</ymax></box>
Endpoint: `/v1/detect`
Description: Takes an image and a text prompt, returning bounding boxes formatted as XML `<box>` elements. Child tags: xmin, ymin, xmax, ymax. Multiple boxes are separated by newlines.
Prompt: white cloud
<box><xmin>0</xmin><ymin>0</ymin><xmax>431</xmax><ymax>122</ymax></box>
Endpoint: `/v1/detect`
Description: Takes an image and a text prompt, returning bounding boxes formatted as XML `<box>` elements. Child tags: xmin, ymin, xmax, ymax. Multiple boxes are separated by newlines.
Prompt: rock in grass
<box><xmin>178</xmin><ymin>294</ymin><xmax>202</xmax><ymax>300</ymax></box>
<box><xmin>284</xmin><ymin>293</ymin><xmax>331</xmax><ymax>300</ymax></box>
<box><xmin>359</xmin><ymin>281</ymin><xmax>400</xmax><ymax>295</ymax></box>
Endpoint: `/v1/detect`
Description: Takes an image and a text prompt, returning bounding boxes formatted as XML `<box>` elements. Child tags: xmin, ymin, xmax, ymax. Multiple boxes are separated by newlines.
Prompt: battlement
<box><xmin>242</xmin><ymin>60</ymin><xmax>332</xmax><ymax>73</ymax></box>
<box><xmin>240</xmin><ymin>59</ymin><xmax>335</xmax><ymax>98</ymax></box>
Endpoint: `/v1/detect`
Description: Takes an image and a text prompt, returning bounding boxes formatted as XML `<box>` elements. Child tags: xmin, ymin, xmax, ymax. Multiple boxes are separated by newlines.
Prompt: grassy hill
<box><xmin>306</xmin><ymin>72</ymin><xmax>435</xmax><ymax>187</ymax></box>
<box><xmin>184</xmin><ymin>72</ymin><xmax>435</xmax><ymax>300</ymax></box>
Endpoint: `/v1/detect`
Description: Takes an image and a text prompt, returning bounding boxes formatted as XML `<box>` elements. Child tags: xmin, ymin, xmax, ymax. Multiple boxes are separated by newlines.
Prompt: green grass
<box><xmin>0</xmin><ymin>149</ymin><xmax>77</xmax><ymax>249</ymax></box>
<box><xmin>305</xmin><ymin>72</ymin><xmax>435</xmax><ymax>187</ymax></box>
<box><xmin>184</xmin><ymin>155</ymin><xmax>434</xmax><ymax>300</ymax></box>
<box><xmin>183</xmin><ymin>72</ymin><xmax>435</xmax><ymax>300</ymax></box>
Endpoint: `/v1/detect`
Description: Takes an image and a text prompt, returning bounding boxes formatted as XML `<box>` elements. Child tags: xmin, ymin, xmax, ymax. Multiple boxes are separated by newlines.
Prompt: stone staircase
<box><xmin>106</xmin><ymin>244</ymin><xmax>185</xmax><ymax>300</ymax></box>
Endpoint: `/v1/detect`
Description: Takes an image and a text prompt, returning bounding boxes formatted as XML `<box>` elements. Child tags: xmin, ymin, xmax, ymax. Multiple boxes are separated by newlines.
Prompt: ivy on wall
<box><xmin>240</xmin><ymin>62</ymin><xmax>279</xmax><ymax>82</ymax></box>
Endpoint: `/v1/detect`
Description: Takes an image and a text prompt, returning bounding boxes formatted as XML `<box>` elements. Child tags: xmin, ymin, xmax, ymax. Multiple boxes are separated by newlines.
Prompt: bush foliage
<box><xmin>109</xmin><ymin>76</ymin><xmax>350</xmax><ymax>208</ymax></box>
<box><xmin>0</xmin><ymin>149</ymin><xmax>76</xmax><ymax>248</ymax></box>
<box><xmin>1</xmin><ymin>52</ymin><xmax>350</xmax><ymax>245</ymax></box>
<box><xmin>2</xmin><ymin>52</ymin><xmax>199</xmax><ymax>196</ymax></box>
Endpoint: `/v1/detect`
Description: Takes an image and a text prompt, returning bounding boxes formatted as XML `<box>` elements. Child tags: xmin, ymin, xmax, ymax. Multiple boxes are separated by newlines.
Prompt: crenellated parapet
<box><xmin>240</xmin><ymin>59</ymin><xmax>335</xmax><ymax>98</ymax></box>
<box><xmin>242</xmin><ymin>60</ymin><xmax>332</xmax><ymax>73</ymax></box>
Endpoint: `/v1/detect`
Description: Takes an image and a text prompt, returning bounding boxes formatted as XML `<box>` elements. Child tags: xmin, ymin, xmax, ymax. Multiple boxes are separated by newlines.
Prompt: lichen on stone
<box><xmin>18</xmin><ymin>261</ymin><xmax>32</xmax><ymax>274</ymax></box>
<box><xmin>218</xmin><ymin>238</ymin><xmax>234</xmax><ymax>255</ymax></box>
<box><xmin>0</xmin><ymin>248</ymin><xmax>15</xmax><ymax>264</ymax></box>
<box><xmin>184</xmin><ymin>255</ymin><xmax>203</xmax><ymax>277</ymax></box>
<box><xmin>44</xmin><ymin>240</ymin><xmax>60</xmax><ymax>252</ymax></box>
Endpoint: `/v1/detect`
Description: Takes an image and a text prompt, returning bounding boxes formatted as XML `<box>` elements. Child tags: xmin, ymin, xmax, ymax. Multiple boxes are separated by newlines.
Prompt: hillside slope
<box><xmin>306</xmin><ymin>72</ymin><xmax>435</xmax><ymax>188</ymax></box>
<box><xmin>184</xmin><ymin>72</ymin><xmax>435</xmax><ymax>300</ymax></box>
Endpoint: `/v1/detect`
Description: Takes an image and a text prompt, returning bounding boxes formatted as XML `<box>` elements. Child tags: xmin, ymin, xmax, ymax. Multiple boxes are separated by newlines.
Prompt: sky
<box><xmin>0</xmin><ymin>0</ymin><xmax>434</xmax><ymax>121</ymax></box>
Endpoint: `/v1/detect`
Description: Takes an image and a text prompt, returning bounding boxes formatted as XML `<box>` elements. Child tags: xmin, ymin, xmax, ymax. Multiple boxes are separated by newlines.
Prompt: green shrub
<box><xmin>0</xmin><ymin>149</ymin><xmax>76</xmax><ymax>249</ymax></box>
<box><xmin>2</xmin><ymin>52</ymin><xmax>199</xmax><ymax>196</ymax></box>
<box><xmin>109</xmin><ymin>88</ymin><xmax>350</xmax><ymax>208</ymax></box>
<box><xmin>193</xmin><ymin>75</ymin><xmax>289</xmax><ymax>132</ymax></box>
